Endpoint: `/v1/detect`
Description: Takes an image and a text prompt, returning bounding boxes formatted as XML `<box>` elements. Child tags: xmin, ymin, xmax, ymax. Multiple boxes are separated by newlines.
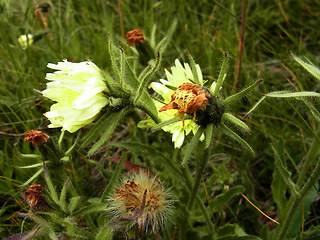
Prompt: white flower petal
<box><xmin>173</xmin><ymin>129</ymin><xmax>185</xmax><ymax>148</ymax></box>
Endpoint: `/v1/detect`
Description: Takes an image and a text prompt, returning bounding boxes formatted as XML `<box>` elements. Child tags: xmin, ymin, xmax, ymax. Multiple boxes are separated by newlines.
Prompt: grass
<box><xmin>1</xmin><ymin>0</ymin><xmax>320</xmax><ymax>239</ymax></box>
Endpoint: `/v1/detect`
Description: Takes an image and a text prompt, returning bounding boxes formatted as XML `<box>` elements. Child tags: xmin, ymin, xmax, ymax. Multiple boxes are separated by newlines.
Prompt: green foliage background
<box><xmin>1</xmin><ymin>0</ymin><xmax>320</xmax><ymax>239</ymax></box>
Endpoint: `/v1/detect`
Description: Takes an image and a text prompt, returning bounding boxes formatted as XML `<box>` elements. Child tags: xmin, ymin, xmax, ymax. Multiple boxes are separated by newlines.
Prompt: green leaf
<box><xmin>95</xmin><ymin>224</ymin><xmax>114</xmax><ymax>240</ymax></box>
<box><xmin>204</xmin><ymin>123</ymin><xmax>213</xmax><ymax>149</ymax></box>
<box><xmin>101</xmin><ymin>152</ymin><xmax>126</xmax><ymax>200</ymax></box>
<box><xmin>87</xmin><ymin>108</ymin><xmax>127</xmax><ymax>155</ymax></box>
<box><xmin>244</xmin><ymin>96</ymin><xmax>266</xmax><ymax>117</ymax></box>
<box><xmin>292</xmin><ymin>54</ymin><xmax>320</xmax><ymax>81</ymax></box>
<box><xmin>213</xmin><ymin>52</ymin><xmax>229</xmax><ymax>96</ymax></box>
<box><xmin>68</xmin><ymin>196</ymin><xmax>81</xmax><ymax>213</ymax></box>
<box><xmin>15</xmin><ymin>161</ymin><xmax>49</xmax><ymax>169</ymax></box>
<box><xmin>59</xmin><ymin>177</ymin><xmax>70</xmax><ymax>212</ymax></box>
<box><xmin>186</xmin><ymin>52</ymin><xmax>201</xmax><ymax>84</ymax></box>
<box><xmin>297</xmin><ymin>98</ymin><xmax>320</xmax><ymax>123</ymax></box>
<box><xmin>265</xmin><ymin>91</ymin><xmax>320</xmax><ymax>98</ymax></box>
<box><xmin>181</xmin><ymin>127</ymin><xmax>204</xmax><ymax>166</ymax></box>
<box><xmin>271</xmin><ymin>144</ymin><xmax>300</xmax><ymax>198</ymax></box>
<box><xmin>271</xmin><ymin>169</ymin><xmax>287</xmax><ymax>221</ymax></box>
<box><xmin>19</xmin><ymin>168</ymin><xmax>43</xmax><ymax>187</ymax></box>
<box><xmin>155</xmin><ymin>18</ymin><xmax>177</xmax><ymax>55</ymax></box>
<box><xmin>221</xmin><ymin>124</ymin><xmax>255</xmax><ymax>156</ymax></box>
<box><xmin>151</xmin><ymin>117</ymin><xmax>181</xmax><ymax>132</ymax></box>
<box><xmin>107</xmin><ymin>34</ymin><xmax>120</xmax><ymax>81</ymax></box>
<box><xmin>223</xmin><ymin>80</ymin><xmax>262</xmax><ymax>105</ymax></box>
<box><xmin>222</xmin><ymin>113</ymin><xmax>250</xmax><ymax>132</ymax></box>
<box><xmin>73</xmin><ymin>203</ymin><xmax>108</xmax><ymax>217</ymax></box>
<box><xmin>44</xmin><ymin>167</ymin><xmax>59</xmax><ymax>205</ymax></box>
<box><xmin>134</xmin><ymin>54</ymin><xmax>161</xmax><ymax>104</ymax></box>
<box><xmin>135</xmin><ymin>93</ymin><xmax>160</xmax><ymax>123</ymax></box>
<box><xmin>209</xmin><ymin>186</ymin><xmax>244</xmax><ymax>213</ymax></box>
<box><xmin>18</xmin><ymin>154</ymin><xmax>42</xmax><ymax>159</ymax></box>
<box><xmin>81</xmin><ymin>112</ymin><xmax>110</xmax><ymax>148</ymax></box>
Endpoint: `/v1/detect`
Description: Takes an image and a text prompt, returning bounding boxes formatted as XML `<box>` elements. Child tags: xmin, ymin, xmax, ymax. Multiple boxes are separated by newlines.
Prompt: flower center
<box><xmin>159</xmin><ymin>83</ymin><xmax>211</xmax><ymax>124</ymax></box>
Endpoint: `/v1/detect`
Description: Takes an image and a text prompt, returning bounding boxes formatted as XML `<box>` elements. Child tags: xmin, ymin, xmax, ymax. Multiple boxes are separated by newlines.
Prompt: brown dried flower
<box><xmin>159</xmin><ymin>82</ymin><xmax>211</xmax><ymax>120</ymax></box>
<box><xmin>24</xmin><ymin>184</ymin><xmax>47</xmax><ymax>212</ymax></box>
<box><xmin>126</xmin><ymin>29</ymin><xmax>146</xmax><ymax>46</ymax></box>
<box><xmin>24</xmin><ymin>130</ymin><xmax>50</xmax><ymax>146</ymax></box>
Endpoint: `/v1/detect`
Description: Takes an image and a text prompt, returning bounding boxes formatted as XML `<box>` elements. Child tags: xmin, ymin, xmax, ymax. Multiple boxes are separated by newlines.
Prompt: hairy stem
<box><xmin>187</xmin><ymin>127</ymin><xmax>215</xmax><ymax>209</ymax></box>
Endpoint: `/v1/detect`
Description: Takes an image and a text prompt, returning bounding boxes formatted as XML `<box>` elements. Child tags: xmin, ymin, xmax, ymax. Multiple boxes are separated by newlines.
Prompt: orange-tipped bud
<box><xmin>24</xmin><ymin>130</ymin><xmax>50</xmax><ymax>146</ymax></box>
<box><xmin>126</xmin><ymin>29</ymin><xmax>146</xmax><ymax>46</ymax></box>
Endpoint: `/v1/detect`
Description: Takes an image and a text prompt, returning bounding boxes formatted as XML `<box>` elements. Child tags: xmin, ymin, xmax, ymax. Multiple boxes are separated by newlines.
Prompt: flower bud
<box><xmin>126</xmin><ymin>29</ymin><xmax>154</xmax><ymax>65</ymax></box>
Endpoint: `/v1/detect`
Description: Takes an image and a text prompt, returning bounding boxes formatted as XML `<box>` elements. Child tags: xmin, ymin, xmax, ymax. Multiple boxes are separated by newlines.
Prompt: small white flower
<box><xmin>147</xmin><ymin>60</ymin><xmax>211</xmax><ymax>148</ymax></box>
<box><xmin>18</xmin><ymin>34</ymin><xmax>33</xmax><ymax>49</ymax></box>
<box><xmin>42</xmin><ymin>60</ymin><xmax>109</xmax><ymax>133</ymax></box>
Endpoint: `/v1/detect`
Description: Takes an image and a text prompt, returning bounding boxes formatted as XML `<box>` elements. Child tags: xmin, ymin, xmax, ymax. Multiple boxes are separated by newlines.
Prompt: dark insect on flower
<box><xmin>24</xmin><ymin>130</ymin><xmax>50</xmax><ymax>146</ymax></box>
<box><xmin>24</xmin><ymin>184</ymin><xmax>48</xmax><ymax>212</ymax></box>
<box><xmin>126</xmin><ymin>29</ymin><xmax>146</xmax><ymax>46</ymax></box>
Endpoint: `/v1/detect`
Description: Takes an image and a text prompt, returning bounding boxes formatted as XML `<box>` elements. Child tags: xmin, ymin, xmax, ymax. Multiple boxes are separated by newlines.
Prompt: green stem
<box><xmin>275</xmin><ymin>157</ymin><xmax>320</xmax><ymax>240</ymax></box>
<box><xmin>187</xmin><ymin>127</ymin><xmax>215</xmax><ymax>209</ymax></box>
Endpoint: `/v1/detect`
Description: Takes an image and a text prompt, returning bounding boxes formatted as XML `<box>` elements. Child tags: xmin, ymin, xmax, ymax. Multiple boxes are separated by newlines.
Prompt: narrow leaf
<box><xmin>271</xmin><ymin>169</ymin><xmax>287</xmax><ymax>220</ymax></box>
<box><xmin>95</xmin><ymin>224</ymin><xmax>114</xmax><ymax>240</ymax></box>
<box><xmin>181</xmin><ymin>127</ymin><xmax>204</xmax><ymax>166</ymax></box>
<box><xmin>73</xmin><ymin>203</ymin><xmax>108</xmax><ymax>217</ymax></box>
<box><xmin>213</xmin><ymin>52</ymin><xmax>229</xmax><ymax>96</ymax></box>
<box><xmin>244</xmin><ymin>96</ymin><xmax>266</xmax><ymax>118</ymax></box>
<box><xmin>204</xmin><ymin>123</ymin><xmax>213</xmax><ymax>149</ymax></box>
<box><xmin>88</xmin><ymin>108</ymin><xmax>127</xmax><ymax>155</ymax></box>
<box><xmin>15</xmin><ymin>161</ymin><xmax>49</xmax><ymax>169</ymax></box>
<box><xmin>292</xmin><ymin>54</ymin><xmax>320</xmax><ymax>81</ymax></box>
<box><xmin>223</xmin><ymin>80</ymin><xmax>262</xmax><ymax>105</ymax></box>
<box><xmin>187</xmin><ymin>52</ymin><xmax>200</xmax><ymax>84</ymax></box>
<box><xmin>221</xmin><ymin>124</ymin><xmax>254</xmax><ymax>156</ymax></box>
<box><xmin>135</xmin><ymin>94</ymin><xmax>160</xmax><ymax>123</ymax></box>
<box><xmin>151</xmin><ymin>117</ymin><xmax>181</xmax><ymax>132</ymax></box>
<box><xmin>134</xmin><ymin>55</ymin><xmax>161</xmax><ymax>104</ymax></box>
<box><xmin>19</xmin><ymin>168</ymin><xmax>43</xmax><ymax>187</ymax></box>
<box><xmin>68</xmin><ymin>196</ymin><xmax>81</xmax><ymax>213</ymax></box>
<box><xmin>209</xmin><ymin>186</ymin><xmax>244</xmax><ymax>213</ymax></box>
<box><xmin>19</xmin><ymin>154</ymin><xmax>42</xmax><ymax>159</ymax></box>
<box><xmin>265</xmin><ymin>91</ymin><xmax>320</xmax><ymax>98</ymax></box>
<box><xmin>59</xmin><ymin>177</ymin><xmax>71</xmax><ymax>212</ymax></box>
<box><xmin>44</xmin><ymin>164</ymin><xmax>59</xmax><ymax>205</ymax></box>
<box><xmin>102</xmin><ymin>152</ymin><xmax>126</xmax><ymax>200</ymax></box>
<box><xmin>271</xmin><ymin>145</ymin><xmax>300</xmax><ymax>198</ymax></box>
<box><xmin>222</xmin><ymin>113</ymin><xmax>250</xmax><ymax>132</ymax></box>
<box><xmin>155</xmin><ymin>18</ymin><xmax>177</xmax><ymax>54</ymax></box>
<box><xmin>298</xmin><ymin>98</ymin><xmax>320</xmax><ymax>123</ymax></box>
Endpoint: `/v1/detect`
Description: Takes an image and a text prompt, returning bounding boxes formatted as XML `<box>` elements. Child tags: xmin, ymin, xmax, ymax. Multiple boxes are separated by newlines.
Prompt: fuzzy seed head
<box><xmin>109</xmin><ymin>173</ymin><xmax>173</xmax><ymax>233</ymax></box>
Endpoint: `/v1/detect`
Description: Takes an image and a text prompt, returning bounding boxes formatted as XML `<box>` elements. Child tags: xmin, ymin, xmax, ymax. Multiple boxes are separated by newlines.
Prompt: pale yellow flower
<box><xmin>42</xmin><ymin>60</ymin><xmax>109</xmax><ymax>133</ymax></box>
